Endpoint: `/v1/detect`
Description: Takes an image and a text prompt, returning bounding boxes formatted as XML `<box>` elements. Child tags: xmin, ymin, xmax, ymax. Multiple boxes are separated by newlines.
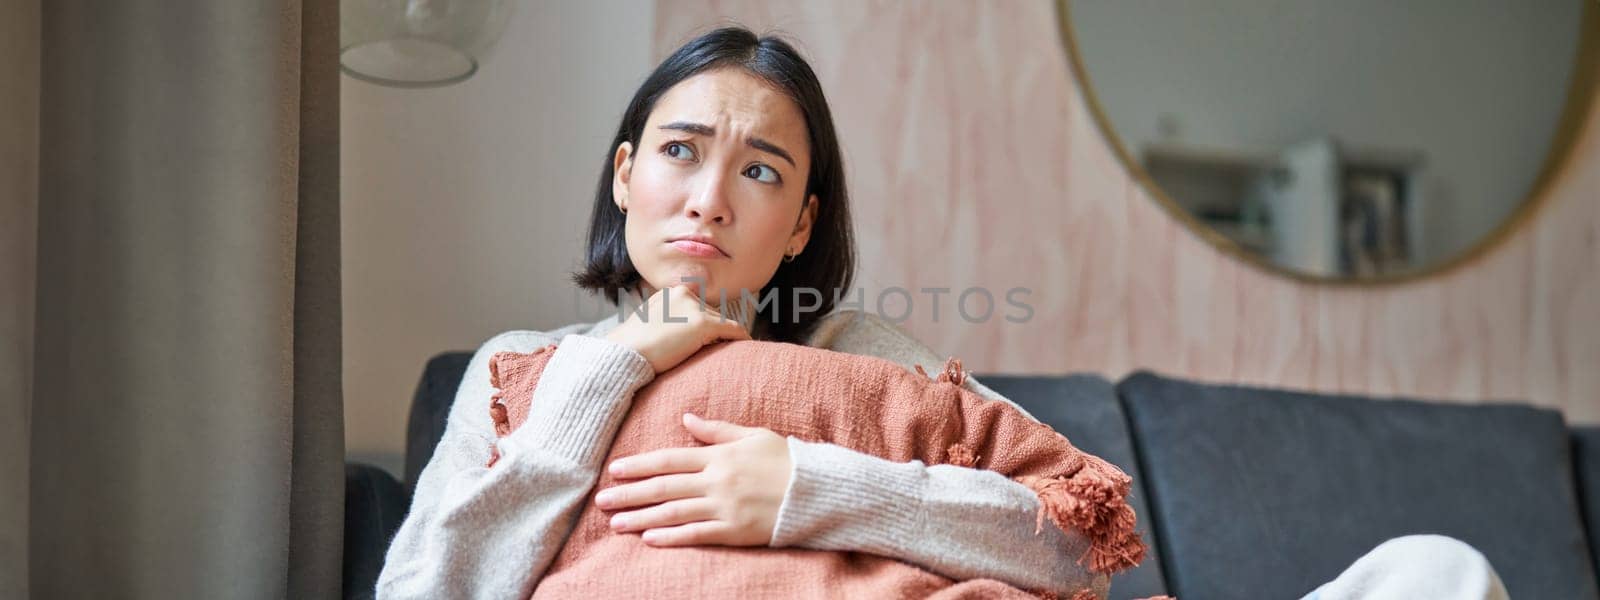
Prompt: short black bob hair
<box><xmin>572</xmin><ymin>26</ymin><xmax>856</xmax><ymax>343</ymax></box>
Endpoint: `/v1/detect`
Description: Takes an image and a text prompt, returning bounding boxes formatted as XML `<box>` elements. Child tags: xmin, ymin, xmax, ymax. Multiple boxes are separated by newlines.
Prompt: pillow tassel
<box><xmin>1020</xmin><ymin>455</ymin><xmax>1146</xmax><ymax>575</ymax></box>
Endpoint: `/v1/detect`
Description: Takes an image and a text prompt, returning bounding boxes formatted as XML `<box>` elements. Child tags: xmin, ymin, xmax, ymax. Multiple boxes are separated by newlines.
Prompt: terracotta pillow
<box><xmin>488</xmin><ymin>339</ymin><xmax>1148</xmax><ymax>599</ymax></box>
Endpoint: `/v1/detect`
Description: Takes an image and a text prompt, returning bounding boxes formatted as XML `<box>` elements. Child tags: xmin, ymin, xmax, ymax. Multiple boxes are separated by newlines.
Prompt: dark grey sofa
<box><xmin>344</xmin><ymin>354</ymin><xmax>1600</xmax><ymax>600</ymax></box>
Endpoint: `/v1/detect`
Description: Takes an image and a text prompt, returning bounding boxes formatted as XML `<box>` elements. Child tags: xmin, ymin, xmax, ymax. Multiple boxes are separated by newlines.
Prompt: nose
<box><xmin>684</xmin><ymin>165</ymin><xmax>733</xmax><ymax>225</ymax></box>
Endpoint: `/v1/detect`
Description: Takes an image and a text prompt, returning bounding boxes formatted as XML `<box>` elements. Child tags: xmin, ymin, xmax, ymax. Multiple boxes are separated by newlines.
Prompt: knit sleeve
<box><xmin>375</xmin><ymin>331</ymin><xmax>654</xmax><ymax>600</ymax></box>
<box><xmin>769</xmin><ymin>437</ymin><xmax>1110</xmax><ymax>598</ymax></box>
<box><xmin>781</xmin><ymin>310</ymin><xmax>1112</xmax><ymax>598</ymax></box>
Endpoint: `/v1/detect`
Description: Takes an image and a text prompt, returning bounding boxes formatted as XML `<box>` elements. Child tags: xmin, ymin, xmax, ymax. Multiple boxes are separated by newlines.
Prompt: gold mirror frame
<box><xmin>1054</xmin><ymin>0</ymin><xmax>1600</xmax><ymax>285</ymax></box>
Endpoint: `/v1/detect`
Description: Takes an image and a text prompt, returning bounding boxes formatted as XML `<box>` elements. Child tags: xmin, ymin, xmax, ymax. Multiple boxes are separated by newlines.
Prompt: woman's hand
<box><xmin>604</xmin><ymin>284</ymin><xmax>751</xmax><ymax>374</ymax></box>
<box><xmin>593</xmin><ymin>412</ymin><xmax>792</xmax><ymax>547</ymax></box>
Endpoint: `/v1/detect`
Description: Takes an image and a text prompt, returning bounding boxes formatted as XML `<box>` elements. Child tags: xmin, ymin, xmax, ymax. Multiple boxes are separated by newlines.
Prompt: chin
<box><xmin>648</xmin><ymin>262</ymin><xmax>717</xmax><ymax>293</ymax></box>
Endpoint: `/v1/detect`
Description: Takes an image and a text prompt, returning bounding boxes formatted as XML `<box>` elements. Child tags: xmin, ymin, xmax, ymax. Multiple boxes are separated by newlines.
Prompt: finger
<box><xmin>671</xmin><ymin>283</ymin><xmax>706</xmax><ymax>307</ymax></box>
<box><xmin>682</xmin><ymin>412</ymin><xmax>759</xmax><ymax>445</ymax></box>
<box><xmin>668</xmin><ymin>283</ymin><xmax>696</xmax><ymax>299</ymax></box>
<box><xmin>640</xmin><ymin>520</ymin><xmax>736</xmax><ymax>547</ymax></box>
<box><xmin>594</xmin><ymin>472</ymin><xmax>707</xmax><ymax>509</ymax></box>
<box><xmin>658</xmin><ymin>284</ymin><xmax>705</xmax><ymax>319</ymax></box>
<box><xmin>705</xmin><ymin>316</ymin><xmax>751</xmax><ymax>342</ymax></box>
<box><xmin>609</xmin><ymin>446</ymin><xmax>710</xmax><ymax>479</ymax></box>
<box><xmin>610</xmin><ymin>498</ymin><xmax>719</xmax><ymax>533</ymax></box>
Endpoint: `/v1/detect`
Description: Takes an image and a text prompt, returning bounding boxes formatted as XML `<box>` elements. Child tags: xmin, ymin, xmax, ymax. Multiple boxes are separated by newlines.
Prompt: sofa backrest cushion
<box><xmin>1117</xmin><ymin>371</ymin><xmax>1598</xmax><ymax>600</ymax></box>
<box><xmin>1570</xmin><ymin>426</ymin><xmax>1600</xmax><ymax>580</ymax></box>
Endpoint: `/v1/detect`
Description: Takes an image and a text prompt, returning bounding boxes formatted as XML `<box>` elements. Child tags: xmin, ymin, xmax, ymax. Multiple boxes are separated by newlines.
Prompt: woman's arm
<box><xmin>769</xmin><ymin>437</ymin><xmax>1110</xmax><ymax>598</ymax></box>
<box><xmin>375</xmin><ymin>331</ymin><xmax>655</xmax><ymax>600</ymax></box>
<box><xmin>782</xmin><ymin>311</ymin><xmax>1112</xmax><ymax>597</ymax></box>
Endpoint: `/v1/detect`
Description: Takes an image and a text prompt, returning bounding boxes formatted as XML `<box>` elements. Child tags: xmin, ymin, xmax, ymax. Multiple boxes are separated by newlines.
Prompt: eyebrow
<box><xmin>658</xmin><ymin>121</ymin><xmax>796</xmax><ymax>168</ymax></box>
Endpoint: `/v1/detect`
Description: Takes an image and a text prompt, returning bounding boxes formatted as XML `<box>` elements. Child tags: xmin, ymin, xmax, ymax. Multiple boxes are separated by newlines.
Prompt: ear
<box><xmin>788</xmin><ymin>194</ymin><xmax>819</xmax><ymax>255</ymax></box>
<box><xmin>612</xmin><ymin>141</ymin><xmax>634</xmax><ymax>213</ymax></box>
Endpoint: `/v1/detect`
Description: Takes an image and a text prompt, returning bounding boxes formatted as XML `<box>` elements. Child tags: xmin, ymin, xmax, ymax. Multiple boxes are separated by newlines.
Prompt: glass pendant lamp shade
<box><xmin>341</xmin><ymin>0</ymin><xmax>514</xmax><ymax>88</ymax></box>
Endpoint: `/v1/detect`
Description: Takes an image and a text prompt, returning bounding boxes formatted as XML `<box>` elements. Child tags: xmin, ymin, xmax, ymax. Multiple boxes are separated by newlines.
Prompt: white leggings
<box><xmin>1299</xmin><ymin>535</ymin><xmax>1509</xmax><ymax>600</ymax></box>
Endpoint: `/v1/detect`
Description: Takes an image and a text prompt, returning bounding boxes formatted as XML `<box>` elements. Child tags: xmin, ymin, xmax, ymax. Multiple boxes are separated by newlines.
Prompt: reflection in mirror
<box><xmin>1063</xmin><ymin>0</ymin><xmax>1591</xmax><ymax>280</ymax></box>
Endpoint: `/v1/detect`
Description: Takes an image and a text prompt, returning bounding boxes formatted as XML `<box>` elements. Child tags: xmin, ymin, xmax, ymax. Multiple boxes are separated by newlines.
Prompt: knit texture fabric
<box><xmin>487</xmin><ymin>339</ymin><xmax>1147</xmax><ymax>599</ymax></box>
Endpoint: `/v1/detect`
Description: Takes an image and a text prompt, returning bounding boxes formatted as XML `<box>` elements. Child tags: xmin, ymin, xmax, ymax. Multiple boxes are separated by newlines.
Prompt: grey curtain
<box><xmin>31</xmin><ymin>2</ymin><xmax>343</xmax><ymax>598</ymax></box>
<box><xmin>1</xmin><ymin>0</ymin><xmax>40</xmax><ymax>597</ymax></box>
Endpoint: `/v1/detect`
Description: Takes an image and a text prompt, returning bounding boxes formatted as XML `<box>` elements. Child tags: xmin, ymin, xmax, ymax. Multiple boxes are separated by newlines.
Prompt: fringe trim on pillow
<box><xmin>945</xmin><ymin>443</ymin><xmax>980</xmax><ymax>467</ymax></box>
<box><xmin>1019</xmin><ymin>453</ymin><xmax>1146</xmax><ymax>575</ymax></box>
<box><xmin>485</xmin><ymin>345</ymin><xmax>558</xmax><ymax>468</ymax></box>
<box><xmin>914</xmin><ymin>357</ymin><xmax>968</xmax><ymax>387</ymax></box>
<box><xmin>926</xmin><ymin>355</ymin><xmax>1148</xmax><ymax>576</ymax></box>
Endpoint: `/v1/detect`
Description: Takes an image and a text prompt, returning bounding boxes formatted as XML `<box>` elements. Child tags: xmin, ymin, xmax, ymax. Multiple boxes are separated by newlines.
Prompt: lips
<box><xmin>667</xmin><ymin>234</ymin><xmax>729</xmax><ymax>258</ymax></box>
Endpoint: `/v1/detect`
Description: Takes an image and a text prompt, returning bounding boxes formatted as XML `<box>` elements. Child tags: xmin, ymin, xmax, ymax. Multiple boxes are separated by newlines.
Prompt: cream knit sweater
<box><xmin>375</xmin><ymin>310</ymin><xmax>1106</xmax><ymax>599</ymax></box>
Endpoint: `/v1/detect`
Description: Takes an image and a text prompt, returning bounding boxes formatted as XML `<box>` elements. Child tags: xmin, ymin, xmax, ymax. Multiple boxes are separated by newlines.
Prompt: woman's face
<box><xmin>612</xmin><ymin>67</ymin><xmax>818</xmax><ymax>311</ymax></box>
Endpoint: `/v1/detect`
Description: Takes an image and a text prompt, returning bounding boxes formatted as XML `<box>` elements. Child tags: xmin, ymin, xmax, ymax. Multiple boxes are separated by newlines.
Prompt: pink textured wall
<box><xmin>655</xmin><ymin>1</ymin><xmax>1600</xmax><ymax>421</ymax></box>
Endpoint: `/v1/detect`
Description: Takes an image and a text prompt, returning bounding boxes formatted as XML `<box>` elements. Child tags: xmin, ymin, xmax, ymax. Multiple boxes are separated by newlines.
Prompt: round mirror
<box><xmin>1058</xmin><ymin>0</ymin><xmax>1597</xmax><ymax>281</ymax></box>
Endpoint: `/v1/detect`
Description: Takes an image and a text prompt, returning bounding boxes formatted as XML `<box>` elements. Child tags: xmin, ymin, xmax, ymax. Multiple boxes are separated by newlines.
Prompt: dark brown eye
<box><xmin>664</xmin><ymin>142</ymin><xmax>696</xmax><ymax>161</ymax></box>
<box><xmin>744</xmin><ymin>164</ymin><xmax>779</xmax><ymax>184</ymax></box>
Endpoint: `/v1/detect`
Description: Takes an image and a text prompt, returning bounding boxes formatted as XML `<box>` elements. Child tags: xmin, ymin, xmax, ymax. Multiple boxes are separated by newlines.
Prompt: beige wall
<box><xmin>656</xmin><ymin>2</ymin><xmax>1600</xmax><ymax>419</ymax></box>
<box><xmin>342</xmin><ymin>1</ymin><xmax>656</xmax><ymax>472</ymax></box>
<box><xmin>345</xmin><ymin>0</ymin><xmax>1600</xmax><ymax>468</ymax></box>
<box><xmin>0</xmin><ymin>0</ymin><xmax>37</xmax><ymax>595</ymax></box>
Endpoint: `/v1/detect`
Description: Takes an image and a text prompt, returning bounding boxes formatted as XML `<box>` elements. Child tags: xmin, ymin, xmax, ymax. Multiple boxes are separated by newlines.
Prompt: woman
<box><xmin>377</xmin><ymin>26</ymin><xmax>1507</xmax><ymax>600</ymax></box>
<box><xmin>377</xmin><ymin>26</ymin><xmax>1106</xmax><ymax>599</ymax></box>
